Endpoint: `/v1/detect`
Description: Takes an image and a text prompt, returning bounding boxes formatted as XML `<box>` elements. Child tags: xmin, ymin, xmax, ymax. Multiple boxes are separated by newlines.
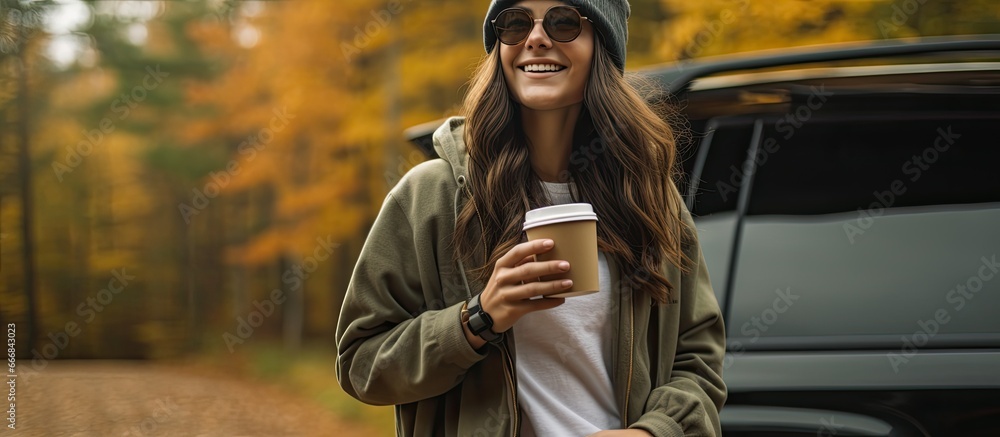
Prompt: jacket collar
<box><xmin>432</xmin><ymin>116</ymin><xmax>471</xmax><ymax>186</ymax></box>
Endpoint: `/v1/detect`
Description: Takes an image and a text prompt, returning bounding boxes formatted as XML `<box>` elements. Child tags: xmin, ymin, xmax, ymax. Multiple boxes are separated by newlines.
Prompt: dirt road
<box><xmin>9</xmin><ymin>360</ymin><xmax>381</xmax><ymax>437</ymax></box>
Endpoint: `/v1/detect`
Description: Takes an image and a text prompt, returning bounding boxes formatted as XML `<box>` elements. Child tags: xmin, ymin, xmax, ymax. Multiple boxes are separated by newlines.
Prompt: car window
<box><xmin>727</xmin><ymin>116</ymin><xmax>1000</xmax><ymax>348</ymax></box>
<box><xmin>688</xmin><ymin>121</ymin><xmax>755</xmax><ymax>307</ymax></box>
<box><xmin>689</xmin><ymin>122</ymin><xmax>754</xmax><ymax>216</ymax></box>
<box><xmin>747</xmin><ymin>118</ymin><xmax>1000</xmax><ymax>215</ymax></box>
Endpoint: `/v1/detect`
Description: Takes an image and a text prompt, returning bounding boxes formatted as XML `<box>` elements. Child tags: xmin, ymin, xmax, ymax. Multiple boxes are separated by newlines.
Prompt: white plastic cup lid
<box><xmin>523</xmin><ymin>203</ymin><xmax>598</xmax><ymax>231</ymax></box>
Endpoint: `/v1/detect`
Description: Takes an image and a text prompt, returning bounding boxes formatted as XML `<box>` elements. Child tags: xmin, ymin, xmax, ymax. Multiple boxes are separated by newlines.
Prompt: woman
<box><xmin>336</xmin><ymin>0</ymin><xmax>727</xmax><ymax>435</ymax></box>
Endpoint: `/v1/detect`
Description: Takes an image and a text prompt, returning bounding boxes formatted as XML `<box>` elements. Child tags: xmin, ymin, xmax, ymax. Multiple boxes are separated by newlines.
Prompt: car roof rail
<box><xmin>648</xmin><ymin>34</ymin><xmax>1000</xmax><ymax>95</ymax></box>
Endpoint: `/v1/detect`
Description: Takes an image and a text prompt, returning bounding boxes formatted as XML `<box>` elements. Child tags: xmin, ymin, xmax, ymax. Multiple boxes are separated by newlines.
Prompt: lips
<box><xmin>519</xmin><ymin>63</ymin><xmax>567</xmax><ymax>73</ymax></box>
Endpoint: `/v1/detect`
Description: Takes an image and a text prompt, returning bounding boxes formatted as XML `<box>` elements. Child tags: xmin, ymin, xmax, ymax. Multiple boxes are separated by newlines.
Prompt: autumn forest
<box><xmin>0</xmin><ymin>0</ymin><xmax>997</xmax><ymax>434</ymax></box>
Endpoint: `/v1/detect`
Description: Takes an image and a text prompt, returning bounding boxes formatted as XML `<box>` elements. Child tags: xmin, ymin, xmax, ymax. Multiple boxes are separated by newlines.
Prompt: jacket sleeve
<box><xmin>335</xmin><ymin>192</ymin><xmax>487</xmax><ymax>406</ymax></box>
<box><xmin>630</xmin><ymin>213</ymin><xmax>728</xmax><ymax>436</ymax></box>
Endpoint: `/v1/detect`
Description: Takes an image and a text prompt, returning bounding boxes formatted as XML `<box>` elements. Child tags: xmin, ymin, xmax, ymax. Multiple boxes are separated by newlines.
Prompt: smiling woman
<box><xmin>498</xmin><ymin>3</ymin><xmax>593</xmax><ymax>115</ymax></box>
<box><xmin>336</xmin><ymin>1</ymin><xmax>728</xmax><ymax>436</ymax></box>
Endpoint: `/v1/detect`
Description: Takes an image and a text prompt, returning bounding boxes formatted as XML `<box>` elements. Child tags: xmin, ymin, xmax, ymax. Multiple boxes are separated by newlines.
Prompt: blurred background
<box><xmin>0</xmin><ymin>0</ymin><xmax>998</xmax><ymax>435</ymax></box>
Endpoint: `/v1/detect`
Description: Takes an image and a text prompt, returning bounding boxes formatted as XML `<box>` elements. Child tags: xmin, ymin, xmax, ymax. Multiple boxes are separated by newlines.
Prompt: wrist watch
<box><xmin>464</xmin><ymin>293</ymin><xmax>502</xmax><ymax>343</ymax></box>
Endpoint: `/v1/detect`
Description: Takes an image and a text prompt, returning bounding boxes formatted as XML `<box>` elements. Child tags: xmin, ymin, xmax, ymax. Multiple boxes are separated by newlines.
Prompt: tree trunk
<box><xmin>16</xmin><ymin>46</ymin><xmax>38</xmax><ymax>353</ymax></box>
<box><xmin>281</xmin><ymin>254</ymin><xmax>301</xmax><ymax>351</ymax></box>
<box><xmin>186</xmin><ymin>221</ymin><xmax>197</xmax><ymax>351</ymax></box>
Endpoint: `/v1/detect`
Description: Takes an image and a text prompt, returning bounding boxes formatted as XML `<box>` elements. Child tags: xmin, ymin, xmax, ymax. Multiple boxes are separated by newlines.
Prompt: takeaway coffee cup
<box><xmin>523</xmin><ymin>203</ymin><xmax>599</xmax><ymax>298</ymax></box>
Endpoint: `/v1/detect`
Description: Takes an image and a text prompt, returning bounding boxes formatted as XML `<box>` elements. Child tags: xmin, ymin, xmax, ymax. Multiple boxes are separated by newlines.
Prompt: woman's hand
<box><xmin>479</xmin><ymin>239</ymin><xmax>573</xmax><ymax>334</ymax></box>
<box><xmin>462</xmin><ymin>238</ymin><xmax>571</xmax><ymax>349</ymax></box>
<box><xmin>481</xmin><ymin>238</ymin><xmax>572</xmax><ymax>333</ymax></box>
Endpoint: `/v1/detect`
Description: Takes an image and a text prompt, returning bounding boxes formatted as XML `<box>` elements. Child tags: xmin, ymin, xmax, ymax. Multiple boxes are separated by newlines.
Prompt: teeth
<box><xmin>522</xmin><ymin>64</ymin><xmax>565</xmax><ymax>72</ymax></box>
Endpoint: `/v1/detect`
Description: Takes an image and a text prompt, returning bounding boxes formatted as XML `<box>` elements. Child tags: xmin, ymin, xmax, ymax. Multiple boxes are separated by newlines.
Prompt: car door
<box><xmin>688</xmin><ymin>111</ymin><xmax>1000</xmax><ymax>436</ymax></box>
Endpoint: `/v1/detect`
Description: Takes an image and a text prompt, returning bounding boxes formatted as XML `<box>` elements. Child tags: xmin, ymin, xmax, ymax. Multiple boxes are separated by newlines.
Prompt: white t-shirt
<box><xmin>514</xmin><ymin>180</ymin><xmax>620</xmax><ymax>437</ymax></box>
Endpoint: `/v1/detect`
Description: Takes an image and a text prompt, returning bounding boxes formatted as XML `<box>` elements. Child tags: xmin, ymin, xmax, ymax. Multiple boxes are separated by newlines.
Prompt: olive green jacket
<box><xmin>336</xmin><ymin>117</ymin><xmax>727</xmax><ymax>436</ymax></box>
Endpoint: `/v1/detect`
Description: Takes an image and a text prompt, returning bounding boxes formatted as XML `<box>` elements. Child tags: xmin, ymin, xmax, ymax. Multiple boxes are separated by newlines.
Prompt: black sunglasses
<box><xmin>491</xmin><ymin>5</ymin><xmax>591</xmax><ymax>45</ymax></box>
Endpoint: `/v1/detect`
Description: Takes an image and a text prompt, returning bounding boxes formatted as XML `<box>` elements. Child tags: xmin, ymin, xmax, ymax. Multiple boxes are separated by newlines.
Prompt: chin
<box><xmin>515</xmin><ymin>94</ymin><xmax>581</xmax><ymax>111</ymax></box>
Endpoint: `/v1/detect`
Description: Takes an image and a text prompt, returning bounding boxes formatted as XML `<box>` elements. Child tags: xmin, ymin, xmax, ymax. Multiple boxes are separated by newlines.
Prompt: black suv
<box><xmin>408</xmin><ymin>36</ymin><xmax>1000</xmax><ymax>436</ymax></box>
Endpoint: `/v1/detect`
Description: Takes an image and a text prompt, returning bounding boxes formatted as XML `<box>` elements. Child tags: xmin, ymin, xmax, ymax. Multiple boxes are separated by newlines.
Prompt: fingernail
<box><xmin>561</xmin><ymin>280</ymin><xmax>573</xmax><ymax>288</ymax></box>
<box><xmin>558</xmin><ymin>261</ymin><xmax>570</xmax><ymax>271</ymax></box>
<box><xmin>543</xmin><ymin>239</ymin><xmax>554</xmax><ymax>248</ymax></box>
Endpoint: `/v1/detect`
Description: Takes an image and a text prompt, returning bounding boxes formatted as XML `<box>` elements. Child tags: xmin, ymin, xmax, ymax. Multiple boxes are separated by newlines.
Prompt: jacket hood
<box><xmin>432</xmin><ymin>116</ymin><xmax>470</xmax><ymax>184</ymax></box>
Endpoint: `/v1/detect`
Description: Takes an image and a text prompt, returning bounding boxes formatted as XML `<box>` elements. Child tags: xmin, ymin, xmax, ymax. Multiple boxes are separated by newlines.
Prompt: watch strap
<box><xmin>467</xmin><ymin>294</ymin><xmax>502</xmax><ymax>343</ymax></box>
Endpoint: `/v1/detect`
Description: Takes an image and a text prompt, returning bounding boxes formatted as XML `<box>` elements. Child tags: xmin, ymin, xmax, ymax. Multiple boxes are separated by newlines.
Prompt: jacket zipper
<box><xmin>621</xmin><ymin>287</ymin><xmax>635</xmax><ymax>429</ymax></box>
<box><xmin>500</xmin><ymin>340</ymin><xmax>519</xmax><ymax>437</ymax></box>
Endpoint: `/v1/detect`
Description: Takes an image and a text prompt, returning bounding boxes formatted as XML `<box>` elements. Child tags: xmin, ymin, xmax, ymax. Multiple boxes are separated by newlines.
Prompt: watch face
<box><xmin>469</xmin><ymin>311</ymin><xmax>487</xmax><ymax>334</ymax></box>
<box><xmin>469</xmin><ymin>294</ymin><xmax>483</xmax><ymax>312</ymax></box>
<box><xmin>467</xmin><ymin>294</ymin><xmax>500</xmax><ymax>342</ymax></box>
<box><xmin>470</xmin><ymin>313</ymin><xmax>501</xmax><ymax>342</ymax></box>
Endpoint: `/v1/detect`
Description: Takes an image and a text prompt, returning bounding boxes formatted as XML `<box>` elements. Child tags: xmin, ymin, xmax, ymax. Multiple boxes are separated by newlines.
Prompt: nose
<box><xmin>524</xmin><ymin>18</ymin><xmax>551</xmax><ymax>51</ymax></box>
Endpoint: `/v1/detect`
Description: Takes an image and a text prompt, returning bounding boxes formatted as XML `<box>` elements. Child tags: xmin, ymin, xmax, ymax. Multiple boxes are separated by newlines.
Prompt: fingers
<box><xmin>482</xmin><ymin>239</ymin><xmax>572</xmax><ymax>331</ymax></box>
<box><xmin>507</xmin><ymin>278</ymin><xmax>574</xmax><ymax>301</ymax></box>
<box><xmin>513</xmin><ymin>254</ymin><xmax>535</xmax><ymax>267</ymax></box>
<box><xmin>499</xmin><ymin>260</ymin><xmax>570</xmax><ymax>286</ymax></box>
<box><xmin>498</xmin><ymin>239</ymin><xmax>554</xmax><ymax>268</ymax></box>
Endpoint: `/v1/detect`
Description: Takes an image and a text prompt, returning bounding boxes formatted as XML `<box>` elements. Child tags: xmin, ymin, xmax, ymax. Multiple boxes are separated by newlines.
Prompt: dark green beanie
<box><xmin>482</xmin><ymin>0</ymin><xmax>631</xmax><ymax>72</ymax></box>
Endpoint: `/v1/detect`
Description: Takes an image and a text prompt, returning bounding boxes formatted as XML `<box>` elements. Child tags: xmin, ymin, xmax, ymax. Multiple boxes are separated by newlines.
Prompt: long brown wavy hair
<box><xmin>453</xmin><ymin>35</ymin><xmax>691</xmax><ymax>304</ymax></box>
